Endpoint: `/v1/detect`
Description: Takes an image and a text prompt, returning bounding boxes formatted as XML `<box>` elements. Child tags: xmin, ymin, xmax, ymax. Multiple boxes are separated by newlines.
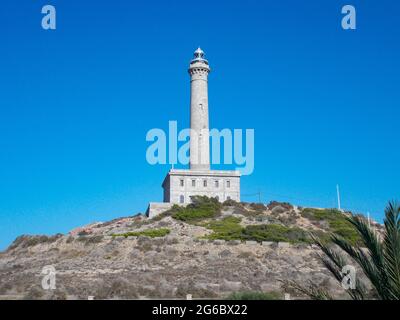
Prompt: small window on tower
<box><xmin>227</xmin><ymin>196</ymin><xmax>231</xmax><ymax>201</ymax></box>
<box><xmin>227</xmin><ymin>180</ymin><xmax>231</xmax><ymax>188</ymax></box>
<box><xmin>203</xmin><ymin>180</ymin><xmax>207</xmax><ymax>187</ymax></box>
<box><xmin>180</xmin><ymin>195</ymin><xmax>184</xmax><ymax>203</ymax></box>
<box><xmin>192</xmin><ymin>180</ymin><xmax>196</xmax><ymax>187</ymax></box>
<box><xmin>215</xmin><ymin>180</ymin><xmax>219</xmax><ymax>188</ymax></box>
<box><xmin>180</xmin><ymin>179</ymin><xmax>184</xmax><ymax>187</ymax></box>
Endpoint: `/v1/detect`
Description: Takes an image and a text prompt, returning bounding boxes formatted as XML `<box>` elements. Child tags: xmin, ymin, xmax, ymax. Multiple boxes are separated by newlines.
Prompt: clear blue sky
<box><xmin>0</xmin><ymin>0</ymin><xmax>399</xmax><ymax>250</ymax></box>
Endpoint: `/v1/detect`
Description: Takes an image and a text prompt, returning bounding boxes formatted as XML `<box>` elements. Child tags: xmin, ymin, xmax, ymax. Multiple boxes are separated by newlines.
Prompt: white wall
<box><xmin>167</xmin><ymin>173</ymin><xmax>240</xmax><ymax>204</ymax></box>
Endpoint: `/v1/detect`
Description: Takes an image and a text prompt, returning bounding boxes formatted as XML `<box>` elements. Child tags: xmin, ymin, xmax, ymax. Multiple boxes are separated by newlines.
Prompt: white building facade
<box><xmin>162</xmin><ymin>169</ymin><xmax>240</xmax><ymax>204</ymax></box>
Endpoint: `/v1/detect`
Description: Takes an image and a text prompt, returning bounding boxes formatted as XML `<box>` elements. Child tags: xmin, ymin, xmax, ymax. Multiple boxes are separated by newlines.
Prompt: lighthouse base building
<box><xmin>146</xmin><ymin>48</ymin><xmax>241</xmax><ymax>218</ymax></box>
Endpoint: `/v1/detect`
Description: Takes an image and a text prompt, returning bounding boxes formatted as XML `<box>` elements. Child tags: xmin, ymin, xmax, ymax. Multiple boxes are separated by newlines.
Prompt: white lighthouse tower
<box><xmin>146</xmin><ymin>48</ymin><xmax>241</xmax><ymax>218</ymax></box>
<box><xmin>189</xmin><ymin>47</ymin><xmax>211</xmax><ymax>171</ymax></box>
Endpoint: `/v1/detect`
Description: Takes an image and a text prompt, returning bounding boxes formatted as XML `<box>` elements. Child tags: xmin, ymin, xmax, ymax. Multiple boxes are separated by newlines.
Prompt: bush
<box><xmin>301</xmin><ymin>208</ymin><xmax>340</xmax><ymax>221</ymax></box>
<box><xmin>203</xmin><ymin>217</ymin><xmax>243</xmax><ymax>240</ymax></box>
<box><xmin>241</xmin><ymin>224</ymin><xmax>310</xmax><ymax>243</ymax></box>
<box><xmin>249</xmin><ymin>203</ymin><xmax>266</xmax><ymax>212</ymax></box>
<box><xmin>227</xmin><ymin>291</ymin><xmax>282</xmax><ymax>300</ymax></box>
<box><xmin>170</xmin><ymin>196</ymin><xmax>222</xmax><ymax>222</ymax></box>
<box><xmin>203</xmin><ymin>217</ymin><xmax>310</xmax><ymax>243</ymax></box>
<box><xmin>8</xmin><ymin>234</ymin><xmax>63</xmax><ymax>250</ymax></box>
<box><xmin>267</xmin><ymin>201</ymin><xmax>293</xmax><ymax>211</ymax></box>
<box><xmin>301</xmin><ymin>208</ymin><xmax>362</xmax><ymax>245</ymax></box>
<box><xmin>112</xmin><ymin>228</ymin><xmax>170</xmax><ymax>238</ymax></box>
<box><xmin>278</xmin><ymin>211</ymin><xmax>298</xmax><ymax>226</ymax></box>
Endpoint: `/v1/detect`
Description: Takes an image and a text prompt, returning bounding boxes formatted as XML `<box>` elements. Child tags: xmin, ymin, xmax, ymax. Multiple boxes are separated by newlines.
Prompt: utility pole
<box><xmin>336</xmin><ymin>184</ymin><xmax>342</xmax><ymax>211</ymax></box>
<box><xmin>367</xmin><ymin>211</ymin><xmax>371</xmax><ymax>227</ymax></box>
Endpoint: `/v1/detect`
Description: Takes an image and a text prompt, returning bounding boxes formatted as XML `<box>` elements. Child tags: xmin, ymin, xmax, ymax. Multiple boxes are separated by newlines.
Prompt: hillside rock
<box><xmin>0</xmin><ymin>201</ymin><xmax>378</xmax><ymax>300</ymax></box>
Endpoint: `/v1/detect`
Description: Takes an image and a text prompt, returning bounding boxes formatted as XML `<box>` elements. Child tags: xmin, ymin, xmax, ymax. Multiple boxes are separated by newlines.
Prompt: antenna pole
<box><xmin>367</xmin><ymin>211</ymin><xmax>371</xmax><ymax>227</ymax></box>
<box><xmin>336</xmin><ymin>184</ymin><xmax>341</xmax><ymax>211</ymax></box>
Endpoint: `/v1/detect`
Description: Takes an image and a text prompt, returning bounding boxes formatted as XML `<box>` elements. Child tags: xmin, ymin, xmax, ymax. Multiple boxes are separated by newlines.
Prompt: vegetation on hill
<box><xmin>286</xmin><ymin>201</ymin><xmax>400</xmax><ymax>300</ymax></box>
<box><xmin>112</xmin><ymin>228</ymin><xmax>170</xmax><ymax>238</ymax></box>
<box><xmin>8</xmin><ymin>234</ymin><xmax>63</xmax><ymax>250</ymax></box>
<box><xmin>150</xmin><ymin>197</ymin><xmax>366</xmax><ymax>245</ymax></box>
<box><xmin>202</xmin><ymin>216</ymin><xmax>310</xmax><ymax>243</ymax></box>
<box><xmin>300</xmin><ymin>208</ymin><xmax>362</xmax><ymax>245</ymax></box>
<box><xmin>202</xmin><ymin>217</ymin><xmax>243</xmax><ymax>240</ymax></box>
<box><xmin>242</xmin><ymin>224</ymin><xmax>310</xmax><ymax>243</ymax></box>
<box><xmin>168</xmin><ymin>196</ymin><xmax>222</xmax><ymax>222</ymax></box>
<box><xmin>152</xmin><ymin>197</ymin><xmax>364</xmax><ymax>244</ymax></box>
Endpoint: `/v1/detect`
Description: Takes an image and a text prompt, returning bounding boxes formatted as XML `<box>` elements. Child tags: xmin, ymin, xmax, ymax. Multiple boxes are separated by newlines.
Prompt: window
<box><xmin>226</xmin><ymin>180</ymin><xmax>231</xmax><ymax>188</ymax></box>
<box><xmin>215</xmin><ymin>180</ymin><xmax>219</xmax><ymax>188</ymax></box>
<box><xmin>227</xmin><ymin>196</ymin><xmax>231</xmax><ymax>200</ymax></box>
<box><xmin>203</xmin><ymin>180</ymin><xmax>207</xmax><ymax>187</ymax></box>
<box><xmin>180</xmin><ymin>179</ymin><xmax>184</xmax><ymax>187</ymax></box>
<box><xmin>192</xmin><ymin>180</ymin><xmax>196</xmax><ymax>187</ymax></box>
<box><xmin>179</xmin><ymin>195</ymin><xmax>184</xmax><ymax>203</ymax></box>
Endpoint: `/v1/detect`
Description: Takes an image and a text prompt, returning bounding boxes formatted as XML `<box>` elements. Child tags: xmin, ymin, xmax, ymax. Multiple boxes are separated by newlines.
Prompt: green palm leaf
<box><xmin>313</xmin><ymin>234</ymin><xmax>366</xmax><ymax>300</ymax></box>
<box><xmin>383</xmin><ymin>201</ymin><xmax>400</xmax><ymax>299</ymax></box>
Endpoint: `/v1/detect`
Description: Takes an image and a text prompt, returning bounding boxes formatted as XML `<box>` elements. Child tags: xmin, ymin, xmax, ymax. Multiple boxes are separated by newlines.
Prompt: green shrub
<box><xmin>227</xmin><ymin>291</ymin><xmax>282</xmax><ymax>300</ymax></box>
<box><xmin>241</xmin><ymin>224</ymin><xmax>310</xmax><ymax>243</ymax></box>
<box><xmin>329</xmin><ymin>219</ymin><xmax>361</xmax><ymax>245</ymax></box>
<box><xmin>204</xmin><ymin>216</ymin><xmax>242</xmax><ymax>233</ymax></box>
<box><xmin>170</xmin><ymin>196</ymin><xmax>222</xmax><ymax>222</ymax></box>
<box><xmin>301</xmin><ymin>208</ymin><xmax>341</xmax><ymax>221</ymax></box>
<box><xmin>112</xmin><ymin>228</ymin><xmax>170</xmax><ymax>238</ymax></box>
<box><xmin>203</xmin><ymin>216</ymin><xmax>310</xmax><ymax>243</ymax></box>
<box><xmin>203</xmin><ymin>217</ymin><xmax>243</xmax><ymax>240</ymax></box>
<box><xmin>301</xmin><ymin>208</ymin><xmax>362</xmax><ymax>245</ymax></box>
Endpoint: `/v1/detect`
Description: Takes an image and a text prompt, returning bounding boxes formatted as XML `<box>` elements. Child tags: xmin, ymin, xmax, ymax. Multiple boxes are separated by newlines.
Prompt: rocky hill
<box><xmin>0</xmin><ymin>198</ymin><xmax>381</xmax><ymax>300</ymax></box>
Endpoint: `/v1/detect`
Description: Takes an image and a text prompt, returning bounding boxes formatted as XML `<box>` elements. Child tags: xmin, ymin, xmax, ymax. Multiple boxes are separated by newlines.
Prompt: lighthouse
<box><xmin>188</xmin><ymin>47</ymin><xmax>211</xmax><ymax>171</ymax></box>
<box><xmin>146</xmin><ymin>48</ymin><xmax>241</xmax><ymax>218</ymax></box>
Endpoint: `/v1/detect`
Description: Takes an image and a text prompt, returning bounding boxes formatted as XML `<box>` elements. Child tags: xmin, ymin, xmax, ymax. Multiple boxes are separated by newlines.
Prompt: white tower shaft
<box><xmin>188</xmin><ymin>48</ymin><xmax>211</xmax><ymax>171</ymax></box>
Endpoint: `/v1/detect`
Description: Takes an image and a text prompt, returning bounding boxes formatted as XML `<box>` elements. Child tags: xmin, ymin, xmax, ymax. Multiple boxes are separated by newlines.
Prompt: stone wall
<box><xmin>146</xmin><ymin>202</ymin><xmax>174</xmax><ymax>219</ymax></box>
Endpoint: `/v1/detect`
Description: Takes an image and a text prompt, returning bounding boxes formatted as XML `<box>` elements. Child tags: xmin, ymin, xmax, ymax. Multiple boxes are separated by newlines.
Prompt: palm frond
<box><xmin>383</xmin><ymin>201</ymin><xmax>400</xmax><ymax>299</ymax></box>
<box><xmin>305</xmin><ymin>201</ymin><xmax>400</xmax><ymax>300</ymax></box>
<box><xmin>312</xmin><ymin>233</ymin><xmax>366</xmax><ymax>300</ymax></box>
<box><xmin>331</xmin><ymin>233</ymin><xmax>389</xmax><ymax>299</ymax></box>
<box><xmin>346</xmin><ymin>215</ymin><xmax>388</xmax><ymax>286</ymax></box>
<box><xmin>280</xmin><ymin>279</ymin><xmax>333</xmax><ymax>300</ymax></box>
